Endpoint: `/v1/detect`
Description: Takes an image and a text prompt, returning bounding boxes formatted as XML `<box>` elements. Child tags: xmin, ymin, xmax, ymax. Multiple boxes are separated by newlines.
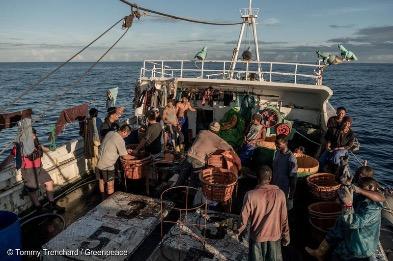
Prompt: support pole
<box><xmin>230</xmin><ymin>22</ymin><xmax>246</xmax><ymax>79</ymax></box>
<box><xmin>251</xmin><ymin>16</ymin><xmax>263</xmax><ymax>80</ymax></box>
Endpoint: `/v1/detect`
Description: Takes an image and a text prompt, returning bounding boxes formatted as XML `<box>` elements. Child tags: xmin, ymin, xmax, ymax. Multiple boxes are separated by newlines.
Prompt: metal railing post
<box><xmin>269</xmin><ymin>63</ymin><xmax>272</xmax><ymax>82</ymax></box>
<box><xmin>201</xmin><ymin>61</ymin><xmax>204</xmax><ymax>78</ymax></box>
<box><xmin>161</xmin><ymin>61</ymin><xmax>164</xmax><ymax>78</ymax></box>
<box><xmin>180</xmin><ymin>61</ymin><xmax>183</xmax><ymax>78</ymax></box>
<box><xmin>294</xmin><ymin>64</ymin><xmax>298</xmax><ymax>84</ymax></box>
<box><xmin>246</xmin><ymin>62</ymin><xmax>249</xmax><ymax>80</ymax></box>
<box><xmin>223</xmin><ymin>61</ymin><xmax>226</xmax><ymax>79</ymax></box>
<box><xmin>152</xmin><ymin>65</ymin><xmax>155</xmax><ymax>78</ymax></box>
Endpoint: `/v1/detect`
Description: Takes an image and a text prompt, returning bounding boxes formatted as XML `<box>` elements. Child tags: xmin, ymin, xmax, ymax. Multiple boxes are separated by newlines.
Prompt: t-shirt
<box><xmin>100</xmin><ymin>119</ymin><xmax>120</xmax><ymax>141</ymax></box>
<box><xmin>272</xmin><ymin>150</ymin><xmax>297</xmax><ymax>196</ymax></box>
<box><xmin>246</xmin><ymin>124</ymin><xmax>263</xmax><ymax>142</ymax></box>
<box><xmin>327</xmin><ymin>116</ymin><xmax>342</xmax><ymax>130</ymax></box>
<box><xmin>238</xmin><ymin>185</ymin><xmax>289</xmax><ymax>243</ymax></box>
<box><xmin>325</xmin><ymin>128</ymin><xmax>355</xmax><ymax>149</ymax></box>
<box><xmin>187</xmin><ymin>130</ymin><xmax>233</xmax><ymax>164</ymax></box>
<box><xmin>97</xmin><ymin>131</ymin><xmax>128</xmax><ymax>170</ymax></box>
<box><xmin>144</xmin><ymin>122</ymin><xmax>162</xmax><ymax>155</ymax></box>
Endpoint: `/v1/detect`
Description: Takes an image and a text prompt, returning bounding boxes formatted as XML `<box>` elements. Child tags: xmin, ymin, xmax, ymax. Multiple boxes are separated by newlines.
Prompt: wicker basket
<box><xmin>199</xmin><ymin>168</ymin><xmax>237</xmax><ymax>202</ymax></box>
<box><xmin>207</xmin><ymin>154</ymin><xmax>225</xmax><ymax>168</ymax></box>
<box><xmin>307</xmin><ymin>173</ymin><xmax>340</xmax><ymax>200</ymax></box>
<box><xmin>308</xmin><ymin>201</ymin><xmax>341</xmax><ymax>218</ymax></box>
<box><xmin>120</xmin><ymin>156</ymin><xmax>152</xmax><ymax>180</ymax></box>
<box><xmin>294</xmin><ymin>153</ymin><xmax>319</xmax><ymax>177</ymax></box>
<box><xmin>309</xmin><ymin>217</ymin><xmax>337</xmax><ymax>242</ymax></box>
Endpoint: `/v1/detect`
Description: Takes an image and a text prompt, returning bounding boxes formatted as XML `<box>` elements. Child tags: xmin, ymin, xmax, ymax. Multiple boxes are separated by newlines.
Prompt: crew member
<box><xmin>306</xmin><ymin>177</ymin><xmax>384</xmax><ymax>261</ymax></box>
<box><xmin>236</xmin><ymin>166</ymin><xmax>290</xmax><ymax>261</ymax></box>
<box><xmin>100</xmin><ymin>107</ymin><xmax>120</xmax><ymax>140</ymax></box>
<box><xmin>96</xmin><ymin>124</ymin><xmax>133</xmax><ymax>196</ymax></box>
<box><xmin>187</xmin><ymin>121</ymin><xmax>234</xmax><ymax>169</ymax></box>
<box><xmin>176</xmin><ymin>95</ymin><xmax>196</xmax><ymax>147</ymax></box>
<box><xmin>133</xmin><ymin>110</ymin><xmax>163</xmax><ymax>159</ymax></box>
<box><xmin>327</xmin><ymin>107</ymin><xmax>347</xmax><ymax>130</ymax></box>
<box><xmin>272</xmin><ymin>134</ymin><xmax>298</xmax><ymax>210</ymax></box>
<box><xmin>20</xmin><ymin>129</ymin><xmax>64</xmax><ymax>212</ymax></box>
<box><xmin>320</xmin><ymin>116</ymin><xmax>355</xmax><ymax>171</ymax></box>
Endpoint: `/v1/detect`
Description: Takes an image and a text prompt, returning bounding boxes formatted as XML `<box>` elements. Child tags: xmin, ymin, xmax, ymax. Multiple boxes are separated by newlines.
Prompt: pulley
<box><xmin>122</xmin><ymin>14</ymin><xmax>134</xmax><ymax>29</ymax></box>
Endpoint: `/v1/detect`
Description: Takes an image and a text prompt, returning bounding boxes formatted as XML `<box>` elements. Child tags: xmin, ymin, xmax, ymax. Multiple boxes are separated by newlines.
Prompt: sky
<box><xmin>0</xmin><ymin>0</ymin><xmax>392</xmax><ymax>62</ymax></box>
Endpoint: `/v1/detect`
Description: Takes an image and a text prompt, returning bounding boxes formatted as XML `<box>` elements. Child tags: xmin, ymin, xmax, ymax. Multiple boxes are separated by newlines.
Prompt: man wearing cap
<box><xmin>100</xmin><ymin>107</ymin><xmax>120</xmax><ymax>140</ymax></box>
<box><xmin>187</xmin><ymin>121</ymin><xmax>234</xmax><ymax>169</ymax></box>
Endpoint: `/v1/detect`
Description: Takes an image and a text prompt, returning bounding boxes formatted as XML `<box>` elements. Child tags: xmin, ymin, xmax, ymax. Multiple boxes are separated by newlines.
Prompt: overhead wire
<box><xmin>0</xmin><ymin>17</ymin><xmax>125</xmax><ymax>112</ymax></box>
<box><xmin>119</xmin><ymin>0</ymin><xmax>242</xmax><ymax>26</ymax></box>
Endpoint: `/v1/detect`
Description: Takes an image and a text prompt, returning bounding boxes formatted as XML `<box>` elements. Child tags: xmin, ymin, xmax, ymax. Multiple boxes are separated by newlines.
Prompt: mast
<box><xmin>230</xmin><ymin>0</ymin><xmax>262</xmax><ymax>80</ymax></box>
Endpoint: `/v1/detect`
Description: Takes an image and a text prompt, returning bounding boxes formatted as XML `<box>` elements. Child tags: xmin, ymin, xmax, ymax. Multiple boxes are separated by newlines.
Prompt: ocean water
<box><xmin>0</xmin><ymin>62</ymin><xmax>392</xmax><ymax>186</ymax></box>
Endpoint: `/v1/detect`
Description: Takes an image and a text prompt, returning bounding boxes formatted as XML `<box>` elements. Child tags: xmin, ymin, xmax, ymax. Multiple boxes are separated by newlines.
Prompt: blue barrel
<box><xmin>0</xmin><ymin>211</ymin><xmax>22</xmax><ymax>261</ymax></box>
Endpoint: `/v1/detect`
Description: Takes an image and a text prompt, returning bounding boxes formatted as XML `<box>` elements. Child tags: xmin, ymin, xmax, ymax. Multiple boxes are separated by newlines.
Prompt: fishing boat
<box><xmin>0</xmin><ymin>1</ymin><xmax>391</xmax><ymax>260</ymax></box>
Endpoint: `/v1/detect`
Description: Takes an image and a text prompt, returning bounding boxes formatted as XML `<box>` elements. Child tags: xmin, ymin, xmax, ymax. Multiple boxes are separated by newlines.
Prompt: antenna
<box><xmin>229</xmin><ymin>0</ymin><xmax>262</xmax><ymax>80</ymax></box>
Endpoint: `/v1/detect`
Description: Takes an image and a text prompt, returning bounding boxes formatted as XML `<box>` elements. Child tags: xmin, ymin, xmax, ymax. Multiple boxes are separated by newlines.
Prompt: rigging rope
<box><xmin>37</xmin><ymin>26</ymin><xmax>130</xmax><ymax>121</ymax></box>
<box><xmin>0</xmin><ymin>22</ymin><xmax>130</xmax><ymax>157</ymax></box>
<box><xmin>119</xmin><ymin>0</ymin><xmax>242</xmax><ymax>26</ymax></box>
<box><xmin>0</xmin><ymin>17</ymin><xmax>124</xmax><ymax>112</ymax></box>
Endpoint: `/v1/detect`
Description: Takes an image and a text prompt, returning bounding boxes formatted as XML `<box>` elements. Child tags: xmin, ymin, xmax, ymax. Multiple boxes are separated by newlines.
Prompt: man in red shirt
<box><xmin>236</xmin><ymin>165</ymin><xmax>290</xmax><ymax>261</ymax></box>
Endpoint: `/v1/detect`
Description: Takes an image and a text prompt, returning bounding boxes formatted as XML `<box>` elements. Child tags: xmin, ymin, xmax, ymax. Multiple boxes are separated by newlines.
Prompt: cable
<box><xmin>0</xmin><ymin>17</ymin><xmax>124</xmax><ymax>112</ymax></box>
<box><xmin>36</xmin><ymin>26</ymin><xmax>130</xmax><ymax>120</ymax></box>
<box><xmin>349</xmin><ymin>150</ymin><xmax>365</xmax><ymax>166</ymax></box>
<box><xmin>20</xmin><ymin>213</ymin><xmax>66</xmax><ymax>230</ymax></box>
<box><xmin>120</xmin><ymin>0</ymin><xmax>242</xmax><ymax>26</ymax></box>
<box><xmin>294</xmin><ymin>130</ymin><xmax>321</xmax><ymax>146</ymax></box>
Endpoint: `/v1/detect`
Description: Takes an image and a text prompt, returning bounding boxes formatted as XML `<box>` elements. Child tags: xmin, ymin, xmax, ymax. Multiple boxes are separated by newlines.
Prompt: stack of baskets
<box><xmin>308</xmin><ymin>201</ymin><xmax>341</xmax><ymax>242</ymax></box>
<box><xmin>199</xmin><ymin>167</ymin><xmax>237</xmax><ymax>202</ymax></box>
<box><xmin>306</xmin><ymin>173</ymin><xmax>340</xmax><ymax>200</ymax></box>
<box><xmin>120</xmin><ymin>156</ymin><xmax>152</xmax><ymax>180</ymax></box>
<box><xmin>294</xmin><ymin>153</ymin><xmax>319</xmax><ymax>178</ymax></box>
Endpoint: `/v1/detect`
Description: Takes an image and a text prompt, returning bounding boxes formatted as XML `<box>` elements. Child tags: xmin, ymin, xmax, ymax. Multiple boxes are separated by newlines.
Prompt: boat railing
<box><xmin>140</xmin><ymin>60</ymin><xmax>323</xmax><ymax>85</ymax></box>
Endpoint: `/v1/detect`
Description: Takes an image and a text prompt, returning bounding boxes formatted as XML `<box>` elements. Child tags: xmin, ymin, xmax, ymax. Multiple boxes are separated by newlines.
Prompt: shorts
<box><xmin>95</xmin><ymin>168</ymin><xmax>115</xmax><ymax>182</ymax></box>
<box><xmin>21</xmin><ymin>168</ymin><xmax>53</xmax><ymax>189</ymax></box>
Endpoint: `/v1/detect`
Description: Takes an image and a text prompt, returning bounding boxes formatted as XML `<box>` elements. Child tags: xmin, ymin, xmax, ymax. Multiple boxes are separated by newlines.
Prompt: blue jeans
<box><xmin>319</xmin><ymin>149</ymin><xmax>348</xmax><ymax>169</ymax></box>
<box><xmin>240</xmin><ymin>143</ymin><xmax>256</xmax><ymax>166</ymax></box>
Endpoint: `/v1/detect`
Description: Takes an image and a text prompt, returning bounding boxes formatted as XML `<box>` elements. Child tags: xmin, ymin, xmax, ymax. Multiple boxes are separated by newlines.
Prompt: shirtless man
<box><xmin>176</xmin><ymin>95</ymin><xmax>196</xmax><ymax>147</ymax></box>
<box><xmin>163</xmin><ymin>99</ymin><xmax>183</xmax><ymax>149</ymax></box>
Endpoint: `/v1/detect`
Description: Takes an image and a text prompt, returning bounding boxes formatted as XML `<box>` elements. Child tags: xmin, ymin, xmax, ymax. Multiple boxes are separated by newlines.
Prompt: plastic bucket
<box><xmin>0</xmin><ymin>211</ymin><xmax>22</xmax><ymax>261</ymax></box>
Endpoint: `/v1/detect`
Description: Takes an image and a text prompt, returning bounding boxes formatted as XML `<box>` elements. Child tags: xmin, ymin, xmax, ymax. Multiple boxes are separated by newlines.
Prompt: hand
<box><xmin>338</xmin><ymin>185</ymin><xmax>354</xmax><ymax>206</ymax></box>
<box><xmin>282</xmin><ymin>238</ymin><xmax>290</xmax><ymax>246</ymax></box>
<box><xmin>340</xmin><ymin>175</ymin><xmax>353</xmax><ymax>186</ymax></box>
<box><xmin>352</xmin><ymin>185</ymin><xmax>360</xmax><ymax>193</ymax></box>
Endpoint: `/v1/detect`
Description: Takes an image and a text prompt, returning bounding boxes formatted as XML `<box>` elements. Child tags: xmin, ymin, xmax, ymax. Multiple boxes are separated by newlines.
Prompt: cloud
<box><xmin>329</xmin><ymin>24</ymin><xmax>355</xmax><ymax>29</ymax></box>
<box><xmin>178</xmin><ymin>39</ymin><xmax>216</xmax><ymax>43</ymax></box>
<box><xmin>261</xmin><ymin>41</ymin><xmax>288</xmax><ymax>45</ymax></box>
<box><xmin>327</xmin><ymin>25</ymin><xmax>393</xmax><ymax>44</ymax></box>
<box><xmin>263</xmin><ymin>18</ymin><xmax>280</xmax><ymax>26</ymax></box>
<box><xmin>311</xmin><ymin>7</ymin><xmax>369</xmax><ymax>17</ymax></box>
